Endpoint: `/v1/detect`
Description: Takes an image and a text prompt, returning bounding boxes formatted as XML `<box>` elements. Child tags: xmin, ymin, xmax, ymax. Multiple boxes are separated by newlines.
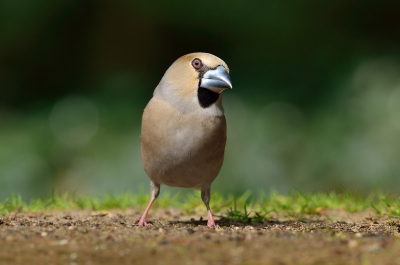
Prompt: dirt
<box><xmin>0</xmin><ymin>208</ymin><xmax>399</xmax><ymax>265</ymax></box>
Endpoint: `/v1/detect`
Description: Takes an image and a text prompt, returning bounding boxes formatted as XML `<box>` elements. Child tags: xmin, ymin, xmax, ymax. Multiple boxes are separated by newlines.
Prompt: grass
<box><xmin>372</xmin><ymin>194</ymin><xmax>400</xmax><ymax>218</ymax></box>
<box><xmin>0</xmin><ymin>189</ymin><xmax>399</xmax><ymax>222</ymax></box>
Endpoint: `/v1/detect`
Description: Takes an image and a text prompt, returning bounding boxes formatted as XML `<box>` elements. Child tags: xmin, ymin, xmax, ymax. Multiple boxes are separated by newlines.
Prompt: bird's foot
<box><xmin>136</xmin><ymin>218</ymin><xmax>153</xmax><ymax>227</ymax></box>
<box><xmin>207</xmin><ymin>219</ymin><xmax>219</xmax><ymax>228</ymax></box>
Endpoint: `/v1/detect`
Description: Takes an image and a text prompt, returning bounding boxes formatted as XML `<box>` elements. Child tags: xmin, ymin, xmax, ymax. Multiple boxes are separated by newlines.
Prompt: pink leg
<box><xmin>206</xmin><ymin>204</ymin><xmax>217</xmax><ymax>227</ymax></box>
<box><xmin>201</xmin><ymin>187</ymin><xmax>218</xmax><ymax>228</ymax></box>
<box><xmin>137</xmin><ymin>197</ymin><xmax>156</xmax><ymax>226</ymax></box>
<box><xmin>137</xmin><ymin>181</ymin><xmax>160</xmax><ymax>226</ymax></box>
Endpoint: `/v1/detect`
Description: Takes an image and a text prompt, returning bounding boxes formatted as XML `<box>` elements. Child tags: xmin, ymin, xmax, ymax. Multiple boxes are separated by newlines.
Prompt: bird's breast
<box><xmin>141</xmin><ymin>97</ymin><xmax>226</xmax><ymax>188</ymax></box>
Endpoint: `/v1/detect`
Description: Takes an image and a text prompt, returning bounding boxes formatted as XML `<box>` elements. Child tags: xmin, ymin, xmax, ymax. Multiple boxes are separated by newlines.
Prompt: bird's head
<box><xmin>154</xmin><ymin>52</ymin><xmax>232</xmax><ymax>110</ymax></box>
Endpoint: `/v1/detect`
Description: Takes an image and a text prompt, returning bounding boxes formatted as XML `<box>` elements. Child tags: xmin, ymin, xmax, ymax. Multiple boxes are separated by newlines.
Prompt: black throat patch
<box><xmin>197</xmin><ymin>87</ymin><xmax>220</xmax><ymax>108</ymax></box>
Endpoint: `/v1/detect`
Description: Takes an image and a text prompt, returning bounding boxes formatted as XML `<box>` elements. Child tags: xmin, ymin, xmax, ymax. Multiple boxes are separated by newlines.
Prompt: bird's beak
<box><xmin>200</xmin><ymin>65</ymin><xmax>232</xmax><ymax>93</ymax></box>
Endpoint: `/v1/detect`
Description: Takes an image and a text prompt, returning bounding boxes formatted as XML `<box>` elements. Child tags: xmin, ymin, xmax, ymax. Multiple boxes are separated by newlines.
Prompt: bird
<box><xmin>137</xmin><ymin>52</ymin><xmax>232</xmax><ymax>227</ymax></box>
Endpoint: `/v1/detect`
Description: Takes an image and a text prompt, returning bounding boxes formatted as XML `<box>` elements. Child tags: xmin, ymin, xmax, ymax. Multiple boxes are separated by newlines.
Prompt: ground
<box><xmin>0</xmin><ymin>208</ymin><xmax>399</xmax><ymax>265</ymax></box>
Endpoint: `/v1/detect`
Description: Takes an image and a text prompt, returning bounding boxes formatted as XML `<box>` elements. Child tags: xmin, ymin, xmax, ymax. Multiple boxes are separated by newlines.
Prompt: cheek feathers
<box><xmin>164</xmin><ymin>63</ymin><xmax>200</xmax><ymax>101</ymax></box>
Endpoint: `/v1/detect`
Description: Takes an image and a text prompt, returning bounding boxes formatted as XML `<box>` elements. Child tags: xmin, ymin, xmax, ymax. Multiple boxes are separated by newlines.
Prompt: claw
<box><xmin>207</xmin><ymin>218</ymin><xmax>219</xmax><ymax>228</ymax></box>
<box><xmin>137</xmin><ymin>219</ymin><xmax>153</xmax><ymax>227</ymax></box>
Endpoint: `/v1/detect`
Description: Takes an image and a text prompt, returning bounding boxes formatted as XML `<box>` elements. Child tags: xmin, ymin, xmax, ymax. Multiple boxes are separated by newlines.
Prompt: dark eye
<box><xmin>191</xmin><ymin>58</ymin><xmax>202</xmax><ymax>69</ymax></box>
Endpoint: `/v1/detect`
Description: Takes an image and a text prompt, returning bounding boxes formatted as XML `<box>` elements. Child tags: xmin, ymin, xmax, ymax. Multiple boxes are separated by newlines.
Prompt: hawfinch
<box><xmin>137</xmin><ymin>52</ymin><xmax>232</xmax><ymax>227</ymax></box>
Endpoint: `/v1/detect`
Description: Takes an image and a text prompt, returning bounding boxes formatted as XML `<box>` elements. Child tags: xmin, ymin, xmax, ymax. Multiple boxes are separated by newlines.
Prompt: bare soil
<box><xmin>0</xmin><ymin>208</ymin><xmax>399</xmax><ymax>265</ymax></box>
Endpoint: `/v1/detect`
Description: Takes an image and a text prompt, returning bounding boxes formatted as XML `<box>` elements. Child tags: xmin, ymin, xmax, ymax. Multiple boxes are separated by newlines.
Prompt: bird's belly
<box><xmin>141</xmin><ymin>114</ymin><xmax>226</xmax><ymax>189</ymax></box>
<box><xmin>151</xmin><ymin>132</ymin><xmax>223</xmax><ymax>188</ymax></box>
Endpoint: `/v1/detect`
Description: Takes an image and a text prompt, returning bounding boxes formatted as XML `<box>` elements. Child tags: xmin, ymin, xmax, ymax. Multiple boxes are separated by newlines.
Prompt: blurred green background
<box><xmin>1</xmin><ymin>0</ymin><xmax>400</xmax><ymax>200</ymax></box>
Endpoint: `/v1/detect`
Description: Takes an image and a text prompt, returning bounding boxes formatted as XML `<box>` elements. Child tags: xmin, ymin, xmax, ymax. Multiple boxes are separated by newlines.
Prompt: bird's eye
<box><xmin>192</xmin><ymin>58</ymin><xmax>202</xmax><ymax>69</ymax></box>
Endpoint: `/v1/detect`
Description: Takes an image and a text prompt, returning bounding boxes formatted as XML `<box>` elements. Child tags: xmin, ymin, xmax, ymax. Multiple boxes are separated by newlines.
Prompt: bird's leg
<box><xmin>137</xmin><ymin>181</ymin><xmax>160</xmax><ymax>226</ymax></box>
<box><xmin>201</xmin><ymin>186</ymin><xmax>218</xmax><ymax>228</ymax></box>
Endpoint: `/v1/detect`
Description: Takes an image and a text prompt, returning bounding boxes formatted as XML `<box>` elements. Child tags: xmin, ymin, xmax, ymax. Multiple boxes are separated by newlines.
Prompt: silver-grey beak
<box><xmin>200</xmin><ymin>65</ymin><xmax>232</xmax><ymax>93</ymax></box>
